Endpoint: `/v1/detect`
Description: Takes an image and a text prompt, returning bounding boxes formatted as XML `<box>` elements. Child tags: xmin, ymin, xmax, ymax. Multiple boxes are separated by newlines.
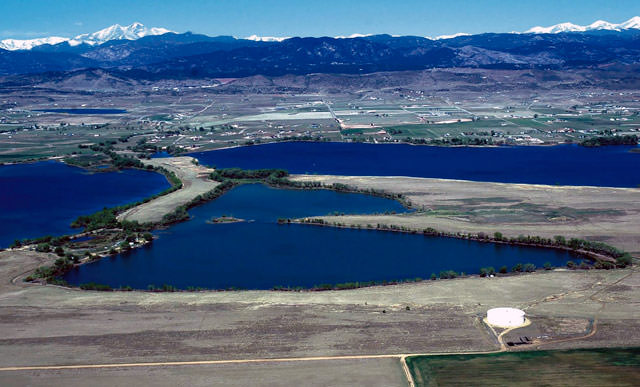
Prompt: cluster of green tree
<box><xmin>63</xmin><ymin>154</ymin><xmax>110</xmax><ymax>168</ymax></box>
<box><xmin>401</xmin><ymin>137</ymin><xmax>495</xmax><ymax>146</ymax></box>
<box><xmin>10</xmin><ymin>235</ymin><xmax>70</xmax><ymax>249</ymax></box>
<box><xmin>105</xmin><ymin>150</ymin><xmax>146</xmax><ymax>169</ymax></box>
<box><xmin>25</xmin><ymin>256</ymin><xmax>74</xmax><ymax>283</ymax></box>
<box><xmin>430</xmin><ymin>137</ymin><xmax>494</xmax><ymax>146</ymax></box>
<box><xmin>581</xmin><ymin>135</ymin><xmax>638</xmax><ymax>147</ymax></box>
<box><xmin>79</xmin><ymin>282</ymin><xmax>112</xmax><ymax>291</ymax></box>
<box><xmin>147</xmin><ymin>284</ymin><xmax>178</xmax><ymax>292</ymax></box>
<box><xmin>275</xmin><ymin>136</ymin><xmax>327</xmax><ymax>143</ymax></box>
<box><xmin>130</xmin><ymin>141</ymin><xmax>159</xmax><ymax>154</ymax></box>
<box><xmin>71</xmin><ymin>207</ymin><xmax>119</xmax><ymax>231</ymax></box>
<box><xmin>299</xmin><ymin>220</ymin><xmax>632</xmax><ymax>269</ymax></box>
<box><xmin>438</xmin><ymin>270</ymin><xmax>458</xmax><ymax>279</ymax></box>
<box><xmin>162</xmin><ymin>180</ymin><xmax>236</xmax><ymax>224</ymax></box>
<box><xmin>210</xmin><ymin>168</ymin><xmax>288</xmax><ymax>182</ymax></box>
<box><xmin>269</xmin><ymin>178</ymin><xmax>408</xmax><ymax>206</ymax></box>
<box><xmin>272</xmin><ymin>277</ymin><xmax>425</xmax><ymax>291</ymax></box>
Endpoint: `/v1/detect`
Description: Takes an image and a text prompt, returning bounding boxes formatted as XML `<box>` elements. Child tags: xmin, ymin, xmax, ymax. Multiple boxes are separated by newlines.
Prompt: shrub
<box><xmin>35</xmin><ymin>243</ymin><xmax>51</xmax><ymax>253</ymax></box>
<box><xmin>616</xmin><ymin>253</ymin><xmax>633</xmax><ymax>268</ymax></box>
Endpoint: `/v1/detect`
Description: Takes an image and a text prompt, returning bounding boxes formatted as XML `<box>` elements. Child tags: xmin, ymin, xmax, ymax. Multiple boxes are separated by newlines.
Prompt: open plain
<box><xmin>292</xmin><ymin>175</ymin><xmax>640</xmax><ymax>253</ymax></box>
<box><xmin>1</xmin><ymin>156</ymin><xmax>639</xmax><ymax>385</ymax></box>
<box><xmin>0</xmin><ymin>243</ymin><xmax>638</xmax><ymax>385</ymax></box>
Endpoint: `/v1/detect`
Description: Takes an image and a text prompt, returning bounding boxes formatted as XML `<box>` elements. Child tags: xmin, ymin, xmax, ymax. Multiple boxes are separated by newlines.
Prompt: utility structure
<box><xmin>487</xmin><ymin>307</ymin><xmax>526</xmax><ymax>328</ymax></box>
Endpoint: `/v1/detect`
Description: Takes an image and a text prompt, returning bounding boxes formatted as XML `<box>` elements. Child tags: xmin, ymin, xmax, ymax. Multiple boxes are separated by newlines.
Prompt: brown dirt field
<box><xmin>0</xmin><ymin>250</ymin><xmax>638</xmax><ymax>371</ymax></box>
<box><xmin>0</xmin><ymin>358</ymin><xmax>406</xmax><ymax>387</ymax></box>
<box><xmin>291</xmin><ymin>175</ymin><xmax>640</xmax><ymax>253</ymax></box>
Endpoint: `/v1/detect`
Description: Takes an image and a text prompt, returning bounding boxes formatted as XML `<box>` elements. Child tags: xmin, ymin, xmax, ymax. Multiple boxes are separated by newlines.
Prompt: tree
<box><xmin>616</xmin><ymin>254</ymin><xmax>632</xmax><ymax>268</ymax></box>
<box><xmin>36</xmin><ymin>243</ymin><xmax>51</xmax><ymax>253</ymax></box>
<box><xmin>499</xmin><ymin>266</ymin><xmax>508</xmax><ymax>274</ymax></box>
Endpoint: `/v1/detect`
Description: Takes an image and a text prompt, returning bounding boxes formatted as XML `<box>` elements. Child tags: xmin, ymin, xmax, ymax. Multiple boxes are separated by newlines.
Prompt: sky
<box><xmin>1</xmin><ymin>0</ymin><xmax>640</xmax><ymax>40</ymax></box>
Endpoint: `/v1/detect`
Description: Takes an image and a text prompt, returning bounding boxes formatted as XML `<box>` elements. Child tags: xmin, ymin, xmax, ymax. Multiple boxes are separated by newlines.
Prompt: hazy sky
<box><xmin>2</xmin><ymin>0</ymin><xmax>639</xmax><ymax>39</ymax></box>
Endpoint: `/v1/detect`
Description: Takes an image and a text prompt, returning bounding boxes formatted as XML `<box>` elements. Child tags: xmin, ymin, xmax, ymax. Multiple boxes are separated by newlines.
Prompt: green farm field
<box><xmin>406</xmin><ymin>347</ymin><xmax>640</xmax><ymax>386</ymax></box>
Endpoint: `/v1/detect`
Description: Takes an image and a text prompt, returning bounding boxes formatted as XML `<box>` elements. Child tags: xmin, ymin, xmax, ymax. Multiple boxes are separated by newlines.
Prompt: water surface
<box><xmin>0</xmin><ymin>161</ymin><xmax>170</xmax><ymax>247</ymax></box>
<box><xmin>190</xmin><ymin>142</ymin><xmax>640</xmax><ymax>187</ymax></box>
<box><xmin>64</xmin><ymin>184</ymin><xmax>578</xmax><ymax>290</ymax></box>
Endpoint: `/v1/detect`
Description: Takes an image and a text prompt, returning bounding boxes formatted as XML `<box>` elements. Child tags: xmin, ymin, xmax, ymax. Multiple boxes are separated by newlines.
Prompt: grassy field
<box><xmin>406</xmin><ymin>348</ymin><xmax>640</xmax><ymax>386</ymax></box>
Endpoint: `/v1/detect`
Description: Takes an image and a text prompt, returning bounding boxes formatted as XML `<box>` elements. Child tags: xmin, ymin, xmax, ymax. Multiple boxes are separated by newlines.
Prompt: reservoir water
<box><xmin>64</xmin><ymin>184</ymin><xmax>579</xmax><ymax>290</ymax></box>
<box><xmin>190</xmin><ymin>142</ymin><xmax>640</xmax><ymax>187</ymax></box>
<box><xmin>0</xmin><ymin>161</ymin><xmax>170</xmax><ymax>247</ymax></box>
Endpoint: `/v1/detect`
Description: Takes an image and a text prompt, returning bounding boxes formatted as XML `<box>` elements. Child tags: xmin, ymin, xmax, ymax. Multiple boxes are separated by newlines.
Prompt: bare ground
<box><xmin>291</xmin><ymin>175</ymin><xmax>640</xmax><ymax>253</ymax></box>
<box><xmin>1</xmin><ymin>174</ymin><xmax>639</xmax><ymax>385</ymax></box>
<box><xmin>0</xmin><ymin>250</ymin><xmax>638</xmax><ymax>370</ymax></box>
<box><xmin>0</xmin><ymin>358</ymin><xmax>407</xmax><ymax>387</ymax></box>
<box><xmin>117</xmin><ymin>156</ymin><xmax>218</xmax><ymax>224</ymax></box>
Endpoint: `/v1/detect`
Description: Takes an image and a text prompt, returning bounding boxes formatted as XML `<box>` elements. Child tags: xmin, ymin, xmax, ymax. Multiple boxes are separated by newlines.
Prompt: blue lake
<box><xmin>64</xmin><ymin>184</ymin><xmax>579</xmax><ymax>290</ymax></box>
<box><xmin>190</xmin><ymin>142</ymin><xmax>640</xmax><ymax>187</ymax></box>
<box><xmin>0</xmin><ymin>161</ymin><xmax>170</xmax><ymax>247</ymax></box>
<box><xmin>35</xmin><ymin>108</ymin><xmax>127</xmax><ymax>114</ymax></box>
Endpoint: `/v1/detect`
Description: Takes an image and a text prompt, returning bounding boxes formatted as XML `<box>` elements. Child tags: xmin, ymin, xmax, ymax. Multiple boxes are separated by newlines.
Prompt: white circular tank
<box><xmin>487</xmin><ymin>307</ymin><xmax>525</xmax><ymax>328</ymax></box>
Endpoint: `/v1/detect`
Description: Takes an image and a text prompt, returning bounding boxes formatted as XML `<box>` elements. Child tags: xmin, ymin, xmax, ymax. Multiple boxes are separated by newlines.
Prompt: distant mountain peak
<box><xmin>244</xmin><ymin>35</ymin><xmax>289</xmax><ymax>42</ymax></box>
<box><xmin>0</xmin><ymin>22</ymin><xmax>173</xmax><ymax>51</ymax></box>
<box><xmin>526</xmin><ymin>16</ymin><xmax>640</xmax><ymax>34</ymax></box>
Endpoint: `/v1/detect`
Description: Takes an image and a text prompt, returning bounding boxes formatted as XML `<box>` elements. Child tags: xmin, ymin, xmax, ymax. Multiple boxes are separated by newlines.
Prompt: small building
<box><xmin>487</xmin><ymin>307</ymin><xmax>525</xmax><ymax>328</ymax></box>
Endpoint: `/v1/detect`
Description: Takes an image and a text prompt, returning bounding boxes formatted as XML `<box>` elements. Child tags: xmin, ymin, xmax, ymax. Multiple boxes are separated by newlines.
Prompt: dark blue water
<box><xmin>150</xmin><ymin>151</ymin><xmax>173</xmax><ymax>158</ymax></box>
<box><xmin>35</xmin><ymin>108</ymin><xmax>127</xmax><ymax>114</ymax></box>
<box><xmin>190</xmin><ymin>142</ymin><xmax>640</xmax><ymax>187</ymax></box>
<box><xmin>64</xmin><ymin>184</ymin><xmax>577</xmax><ymax>290</ymax></box>
<box><xmin>0</xmin><ymin>161</ymin><xmax>170</xmax><ymax>247</ymax></box>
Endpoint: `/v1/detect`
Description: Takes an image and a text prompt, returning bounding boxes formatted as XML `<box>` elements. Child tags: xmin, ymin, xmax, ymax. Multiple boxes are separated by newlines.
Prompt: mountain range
<box><xmin>0</xmin><ymin>22</ymin><xmax>172</xmax><ymax>51</ymax></box>
<box><xmin>1</xmin><ymin>18</ymin><xmax>640</xmax><ymax>79</ymax></box>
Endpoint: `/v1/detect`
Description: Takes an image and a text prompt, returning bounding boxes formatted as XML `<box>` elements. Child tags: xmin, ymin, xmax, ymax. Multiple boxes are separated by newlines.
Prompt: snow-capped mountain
<box><xmin>526</xmin><ymin>16</ymin><xmax>640</xmax><ymax>34</ymax></box>
<box><xmin>0</xmin><ymin>36</ymin><xmax>69</xmax><ymax>51</ymax></box>
<box><xmin>70</xmin><ymin>22</ymin><xmax>172</xmax><ymax>45</ymax></box>
<box><xmin>244</xmin><ymin>35</ymin><xmax>289</xmax><ymax>42</ymax></box>
<box><xmin>0</xmin><ymin>22</ymin><xmax>173</xmax><ymax>51</ymax></box>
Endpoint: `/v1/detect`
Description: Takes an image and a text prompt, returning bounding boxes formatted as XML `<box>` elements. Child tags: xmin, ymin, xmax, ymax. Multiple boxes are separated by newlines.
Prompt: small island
<box><xmin>206</xmin><ymin>216</ymin><xmax>245</xmax><ymax>224</ymax></box>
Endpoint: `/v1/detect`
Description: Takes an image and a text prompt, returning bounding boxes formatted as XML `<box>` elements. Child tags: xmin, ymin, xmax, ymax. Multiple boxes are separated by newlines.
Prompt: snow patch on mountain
<box><xmin>0</xmin><ymin>22</ymin><xmax>173</xmax><ymax>51</ymax></box>
<box><xmin>244</xmin><ymin>35</ymin><xmax>289</xmax><ymax>42</ymax></box>
<box><xmin>526</xmin><ymin>16</ymin><xmax>640</xmax><ymax>34</ymax></box>
<box><xmin>0</xmin><ymin>36</ymin><xmax>69</xmax><ymax>51</ymax></box>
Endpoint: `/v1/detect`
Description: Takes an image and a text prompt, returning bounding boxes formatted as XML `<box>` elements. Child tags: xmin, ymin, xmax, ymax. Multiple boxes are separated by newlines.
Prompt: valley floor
<box><xmin>0</xmin><ymin>247</ymin><xmax>638</xmax><ymax>385</ymax></box>
<box><xmin>1</xmin><ymin>170</ymin><xmax>639</xmax><ymax>385</ymax></box>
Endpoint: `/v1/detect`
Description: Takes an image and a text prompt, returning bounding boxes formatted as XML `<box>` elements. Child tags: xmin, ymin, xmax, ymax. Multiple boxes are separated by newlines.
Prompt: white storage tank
<box><xmin>487</xmin><ymin>307</ymin><xmax>525</xmax><ymax>328</ymax></box>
